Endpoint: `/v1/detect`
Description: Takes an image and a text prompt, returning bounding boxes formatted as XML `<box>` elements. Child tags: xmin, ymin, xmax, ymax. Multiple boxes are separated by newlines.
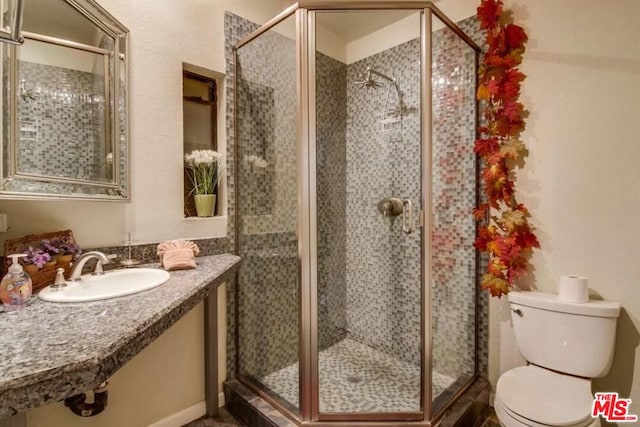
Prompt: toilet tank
<box><xmin>508</xmin><ymin>291</ymin><xmax>621</xmax><ymax>378</ymax></box>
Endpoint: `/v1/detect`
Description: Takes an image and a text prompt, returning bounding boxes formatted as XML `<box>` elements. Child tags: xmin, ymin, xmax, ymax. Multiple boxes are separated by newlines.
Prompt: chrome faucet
<box><xmin>69</xmin><ymin>251</ymin><xmax>112</xmax><ymax>281</ymax></box>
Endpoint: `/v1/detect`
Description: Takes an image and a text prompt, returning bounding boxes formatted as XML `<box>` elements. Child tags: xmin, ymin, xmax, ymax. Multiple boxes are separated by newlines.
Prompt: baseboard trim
<box><xmin>148</xmin><ymin>393</ymin><xmax>225</xmax><ymax>427</ymax></box>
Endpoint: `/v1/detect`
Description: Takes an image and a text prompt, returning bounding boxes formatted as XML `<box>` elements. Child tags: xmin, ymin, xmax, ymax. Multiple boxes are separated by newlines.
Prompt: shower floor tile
<box><xmin>261</xmin><ymin>338</ymin><xmax>455</xmax><ymax>413</ymax></box>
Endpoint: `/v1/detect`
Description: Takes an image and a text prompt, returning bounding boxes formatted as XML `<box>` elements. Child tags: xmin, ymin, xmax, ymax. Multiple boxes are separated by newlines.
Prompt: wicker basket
<box><xmin>3</xmin><ymin>230</ymin><xmax>79</xmax><ymax>293</ymax></box>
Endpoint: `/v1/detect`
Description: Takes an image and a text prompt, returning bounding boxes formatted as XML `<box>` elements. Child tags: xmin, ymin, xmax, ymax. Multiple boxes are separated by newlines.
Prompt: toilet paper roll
<box><xmin>559</xmin><ymin>275</ymin><xmax>589</xmax><ymax>303</ymax></box>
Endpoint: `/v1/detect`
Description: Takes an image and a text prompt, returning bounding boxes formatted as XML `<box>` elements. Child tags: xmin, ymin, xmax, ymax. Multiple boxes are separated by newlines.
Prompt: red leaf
<box><xmin>507</xmin><ymin>257</ymin><xmax>528</xmax><ymax>282</ymax></box>
<box><xmin>477</xmin><ymin>0</ymin><xmax>503</xmax><ymax>30</ymax></box>
<box><xmin>500</xmin><ymin>69</ymin><xmax>525</xmax><ymax>101</ymax></box>
<box><xmin>487</xmin><ymin>78</ymin><xmax>501</xmax><ymax>97</ymax></box>
<box><xmin>477</xmin><ymin>0</ymin><xmax>538</xmax><ymax>298</ymax></box>
<box><xmin>473</xmin><ymin>204</ymin><xmax>489</xmax><ymax>220</ymax></box>
<box><xmin>478</xmin><ymin>126</ymin><xmax>491</xmax><ymax>136</ymax></box>
<box><xmin>502</xmin><ymin>101</ymin><xmax>524</xmax><ymax>122</ymax></box>
<box><xmin>516</xmin><ymin>230</ymin><xmax>540</xmax><ymax>249</ymax></box>
<box><xmin>505</xmin><ymin>24</ymin><xmax>528</xmax><ymax>50</ymax></box>
<box><xmin>474</xmin><ymin>138</ymin><xmax>499</xmax><ymax>156</ymax></box>
<box><xmin>487</xmin><ymin>149</ymin><xmax>505</xmax><ymax>165</ymax></box>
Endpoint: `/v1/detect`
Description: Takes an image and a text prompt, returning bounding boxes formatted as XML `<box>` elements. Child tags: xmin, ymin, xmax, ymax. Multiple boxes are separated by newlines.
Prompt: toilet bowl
<box><xmin>494</xmin><ymin>291</ymin><xmax>620</xmax><ymax>427</ymax></box>
<box><xmin>494</xmin><ymin>366</ymin><xmax>598</xmax><ymax>427</ymax></box>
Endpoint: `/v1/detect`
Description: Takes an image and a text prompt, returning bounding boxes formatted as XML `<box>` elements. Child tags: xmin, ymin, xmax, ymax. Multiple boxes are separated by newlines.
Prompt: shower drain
<box><xmin>347</xmin><ymin>375</ymin><xmax>362</xmax><ymax>384</ymax></box>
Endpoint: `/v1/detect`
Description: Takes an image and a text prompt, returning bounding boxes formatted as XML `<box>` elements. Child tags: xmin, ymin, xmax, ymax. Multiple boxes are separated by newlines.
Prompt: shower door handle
<box><xmin>402</xmin><ymin>199</ymin><xmax>413</xmax><ymax>234</ymax></box>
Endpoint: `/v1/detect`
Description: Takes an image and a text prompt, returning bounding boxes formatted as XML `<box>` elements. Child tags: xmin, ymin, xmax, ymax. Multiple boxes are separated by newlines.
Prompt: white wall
<box><xmin>477</xmin><ymin>0</ymin><xmax>640</xmax><ymax>417</ymax></box>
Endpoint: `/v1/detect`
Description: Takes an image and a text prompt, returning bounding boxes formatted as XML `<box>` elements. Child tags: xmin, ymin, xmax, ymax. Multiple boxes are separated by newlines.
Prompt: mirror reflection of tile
<box><xmin>17</xmin><ymin>60</ymin><xmax>109</xmax><ymax>182</ymax></box>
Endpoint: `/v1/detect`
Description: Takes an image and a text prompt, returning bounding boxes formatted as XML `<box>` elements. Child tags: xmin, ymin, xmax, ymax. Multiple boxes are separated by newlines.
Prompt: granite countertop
<box><xmin>0</xmin><ymin>253</ymin><xmax>241</xmax><ymax>418</ymax></box>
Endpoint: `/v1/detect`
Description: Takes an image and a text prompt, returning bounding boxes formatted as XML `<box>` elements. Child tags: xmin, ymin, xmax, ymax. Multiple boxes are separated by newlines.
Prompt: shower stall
<box><xmin>231</xmin><ymin>1</ymin><xmax>483</xmax><ymax>424</ymax></box>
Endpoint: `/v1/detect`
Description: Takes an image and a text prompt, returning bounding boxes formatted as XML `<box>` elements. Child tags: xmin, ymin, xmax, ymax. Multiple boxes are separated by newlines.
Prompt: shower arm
<box><xmin>368</xmin><ymin>67</ymin><xmax>396</xmax><ymax>86</ymax></box>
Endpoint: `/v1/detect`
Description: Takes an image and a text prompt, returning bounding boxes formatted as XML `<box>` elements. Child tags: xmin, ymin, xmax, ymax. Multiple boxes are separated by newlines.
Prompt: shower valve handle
<box><xmin>402</xmin><ymin>199</ymin><xmax>414</xmax><ymax>234</ymax></box>
<box><xmin>377</xmin><ymin>197</ymin><xmax>403</xmax><ymax>218</ymax></box>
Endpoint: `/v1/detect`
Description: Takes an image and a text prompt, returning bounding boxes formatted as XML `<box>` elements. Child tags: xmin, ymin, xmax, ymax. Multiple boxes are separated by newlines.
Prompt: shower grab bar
<box><xmin>402</xmin><ymin>199</ymin><xmax>413</xmax><ymax>234</ymax></box>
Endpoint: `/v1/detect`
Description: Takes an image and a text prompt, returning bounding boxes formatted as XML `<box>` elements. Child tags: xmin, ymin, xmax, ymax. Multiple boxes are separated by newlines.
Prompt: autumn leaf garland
<box><xmin>474</xmin><ymin>0</ymin><xmax>539</xmax><ymax>297</ymax></box>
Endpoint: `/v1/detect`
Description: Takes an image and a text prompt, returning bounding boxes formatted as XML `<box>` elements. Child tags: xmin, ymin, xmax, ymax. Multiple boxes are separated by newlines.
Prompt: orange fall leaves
<box><xmin>474</xmin><ymin>0</ymin><xmax>539</xmax><ymax>297</ymax></box>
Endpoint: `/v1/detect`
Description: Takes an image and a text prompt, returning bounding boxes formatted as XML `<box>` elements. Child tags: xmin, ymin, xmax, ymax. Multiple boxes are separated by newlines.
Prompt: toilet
<box><xmin>494</xmin><ymin>291</ymin><xmax>621</xmax><ymax>427</ymax></box>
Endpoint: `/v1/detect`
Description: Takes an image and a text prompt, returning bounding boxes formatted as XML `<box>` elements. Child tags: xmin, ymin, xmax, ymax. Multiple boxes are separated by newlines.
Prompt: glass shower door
<box><xmin>235</xmin><ymin>13</ymin><xmax>300</xmax><ymax>414</ymax></box>
<box><xmin>313</xmin><ymin>9</ymin><xmax>424</xmax><ymax>417</ymax></box>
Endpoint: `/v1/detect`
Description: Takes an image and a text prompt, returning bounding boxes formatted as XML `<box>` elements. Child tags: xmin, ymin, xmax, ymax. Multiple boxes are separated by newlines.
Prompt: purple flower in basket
<box><xmin>23</xmin><ymin>246</ymin><xmax>52</xmax><ymax>268</ymax></box>
<box><xmin>41</xmin><ymin>239</ymin><xmax>60</xmax><ymax>256</ymax></box>
<box><xmin>44</xmin><ymin>237</ymin><xmax>82</xmax><ymax>260</ymax></box>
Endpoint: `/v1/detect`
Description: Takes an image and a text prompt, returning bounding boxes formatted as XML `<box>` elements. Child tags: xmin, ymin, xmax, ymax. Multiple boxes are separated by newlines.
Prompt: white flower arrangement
<box><xmin>244</xmin><ymin>154</ymin><xmax>268</xmax><ymax>169</ymax></box>
<box><xmin>184</xmin><ymin>149</ymin><xmax>224</xmax><ymax>195</ymax></box>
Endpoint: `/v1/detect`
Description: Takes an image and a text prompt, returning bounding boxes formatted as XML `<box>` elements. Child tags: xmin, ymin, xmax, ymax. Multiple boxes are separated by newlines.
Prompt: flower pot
<box><xmin>194</xmin><ymin>194</ymin><xmax>216</xmax><ymax>217</ymax></box>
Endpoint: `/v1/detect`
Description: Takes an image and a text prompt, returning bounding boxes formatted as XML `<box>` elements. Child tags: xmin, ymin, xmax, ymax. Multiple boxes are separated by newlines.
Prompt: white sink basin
<box><xmin>38</xmin><ymin>268</ymin><xmax>171</xmax><ymax>303</ymax></box>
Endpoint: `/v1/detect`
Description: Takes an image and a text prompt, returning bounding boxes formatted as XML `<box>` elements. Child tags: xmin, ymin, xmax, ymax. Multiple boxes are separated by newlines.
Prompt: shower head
<box><xmin>19</xmin><ymin>79</ymin><xmax>38</xmax><ymax>101</ymax></box>
<box><xmin>354</xmin><ymin>68</ymin><xmax>383</xmax><ymax>89</ymax></box>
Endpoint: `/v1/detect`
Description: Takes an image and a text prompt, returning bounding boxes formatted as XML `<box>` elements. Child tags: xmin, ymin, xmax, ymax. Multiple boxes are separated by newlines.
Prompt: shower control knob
<box><xmin>377</xmin><ymin>197</ymin><xmax>404</xmax><ymax>218</ymax></box>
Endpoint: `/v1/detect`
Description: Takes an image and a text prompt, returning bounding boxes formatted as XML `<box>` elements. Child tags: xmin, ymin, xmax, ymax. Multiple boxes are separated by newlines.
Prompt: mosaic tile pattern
<box><xmin>224</xmin><ymin>11</ymin><xmax>261</xmax><ymax>382</ymax></box>
<box><xmin>344</xmin><ymin>39</ymin><xmax>423</xmax><ymax>366</ymax></box>
<box><xmin>236</xmin><ymin>237</ymin><xmax>298</xmax><ymax>381</ymax></box>
<box><xmin>234</xmin><ymin>17</ymin><xmax>297</xmax><ymax>237</ymax></box>
<box><xmin>458</xmin><ymin>17</ymin><xmax>490</xmax><ymax>378</ymax></box>
<box><xmin>315</xmin><ymin>51</ymin><xmax>348</xmax><ymax>351</ymax></box>
<box><xmin>231</xmin><ymin>15</ymin><xmax>300</xmax><ymax>392</ymax></box>
<box><xmin>262</xmin><ymin>338</ymin><xmax>455</xmax><ymax>413</ymax></box>
<box><xmin>431</xmin><ymin>16</ymin><xmax>485</xmax><ymax>380</ymax></box>
<box><xmin>236</xmin><ymin>80</ymin><xmax>275</xmax><ymax>216</ymax></box>
<box><xmin>17</xmin><ymin>61</ymin><xmax>108</xmax><ymax>182</ymax></box>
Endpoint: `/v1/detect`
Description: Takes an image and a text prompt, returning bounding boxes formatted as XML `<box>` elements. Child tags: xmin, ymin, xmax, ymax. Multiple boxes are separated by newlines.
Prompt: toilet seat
<box><xmin>495</xmin><ymin>365</ymin><xmax>598</xmax><ymax>427</ymax></box>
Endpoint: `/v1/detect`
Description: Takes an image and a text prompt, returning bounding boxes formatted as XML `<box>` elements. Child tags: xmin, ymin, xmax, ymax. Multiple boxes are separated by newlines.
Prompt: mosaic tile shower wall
<box><xmin>236</xmin><ymin>80</ymin><xmax>275</xmax><ymax>216</ymax></box>
<box><xmin>17</xmin><ymin>61</ymin><xmax>108</xmax><ymax>182</ymax></box>
<box><xmin>224</xmin><ymin>11</ymin><xmax>259</xmax><ymax>381</ymax></box>
<box><xmin>458</xmin><ymin>17</ymin><xmax>490</xmax><ymax>378</ymax></box>
<box><xmin>343</xmin><ymin>39</ymin><xmax>423</xmax><ymax>366</ymax></box>
<box><xmin>231</xmin><ymin>13</ymin><xmax>300</xmax><ymax>391</ymax></box>
<box><xmin>430</xmin><ymin>17</ymin><xmax>480</xmax><ymax>379</ymax></box>
<box><xmin>315</xmin><ymin>51</ymin><xmax>348</xmax><ymax>351</ymax></box>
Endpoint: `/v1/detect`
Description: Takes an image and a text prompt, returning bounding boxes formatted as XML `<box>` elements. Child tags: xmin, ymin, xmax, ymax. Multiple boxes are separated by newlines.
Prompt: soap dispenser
<box><xmin>0</xmin><ymin>254</ymin><xmax>33</xmax><ymax>311</ymax></box>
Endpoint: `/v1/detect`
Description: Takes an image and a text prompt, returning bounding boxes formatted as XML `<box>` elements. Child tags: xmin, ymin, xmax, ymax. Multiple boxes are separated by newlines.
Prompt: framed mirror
<box><xmin>0</xmin><ymin>0</ymin><xmax>129</xmax><ymax>200</ymax></box>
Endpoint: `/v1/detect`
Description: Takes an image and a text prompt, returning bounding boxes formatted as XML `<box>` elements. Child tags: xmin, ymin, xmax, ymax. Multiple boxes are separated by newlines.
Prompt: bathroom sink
<box><xmin>38</xmin><ymin>268</ymin><xmax>171</xmax><ymax>303</ymax></box>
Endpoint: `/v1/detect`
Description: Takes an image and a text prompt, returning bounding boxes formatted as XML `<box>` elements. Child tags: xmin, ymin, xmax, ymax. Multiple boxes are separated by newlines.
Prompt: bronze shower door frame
<box><xmin>233</xmin><ymin>2</ymin><xmax>482</xmax><ymax>425</ymax></box>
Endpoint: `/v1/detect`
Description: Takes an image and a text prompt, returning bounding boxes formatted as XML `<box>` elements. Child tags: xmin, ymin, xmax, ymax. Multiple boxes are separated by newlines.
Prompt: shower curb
<box><xmin>224</xmin><ymin>377</ymin><xmax>492</xmax><ymax>427</ymax></box>
<box><xmin>224</xmin><ymin>380</ymin><xmax>296</xmax><ymax>427</ymax></box>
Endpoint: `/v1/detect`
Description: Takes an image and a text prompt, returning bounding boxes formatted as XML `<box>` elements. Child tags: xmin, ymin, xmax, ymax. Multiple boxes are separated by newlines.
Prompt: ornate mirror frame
<box><xmin>0</xmin><ymin>0</ymin><xmax>129</xmax><ymax>201</ymax></box>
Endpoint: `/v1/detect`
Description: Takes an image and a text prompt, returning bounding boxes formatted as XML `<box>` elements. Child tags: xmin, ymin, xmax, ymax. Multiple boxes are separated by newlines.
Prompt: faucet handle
<box><xmin>92</xmin><ymin>254</ymin><xmax>117</xmax><ymax>276</ymax></box>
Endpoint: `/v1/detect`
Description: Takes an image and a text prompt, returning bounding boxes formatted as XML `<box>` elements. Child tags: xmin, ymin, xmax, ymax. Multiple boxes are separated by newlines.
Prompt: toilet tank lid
<box><xmin>508</xmin><ymin>291</ymin><xmax>621</xmax><ymax>318</ymax></box>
